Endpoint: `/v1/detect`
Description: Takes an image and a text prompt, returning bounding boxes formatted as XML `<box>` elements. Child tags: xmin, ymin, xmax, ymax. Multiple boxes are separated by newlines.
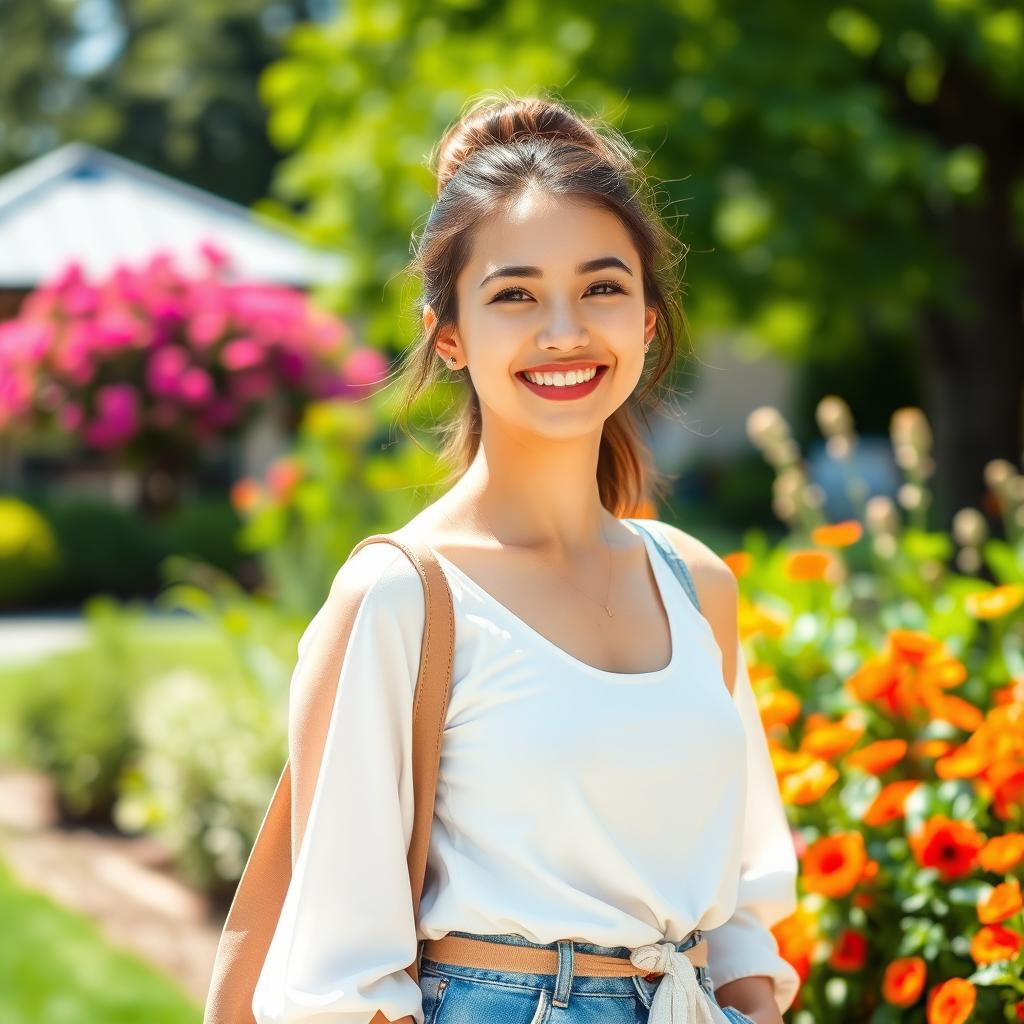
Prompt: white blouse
<box><xmin>251</xmin><ymin>519</ymin><xmax>801</xmax><ymax>1024</ymax></box>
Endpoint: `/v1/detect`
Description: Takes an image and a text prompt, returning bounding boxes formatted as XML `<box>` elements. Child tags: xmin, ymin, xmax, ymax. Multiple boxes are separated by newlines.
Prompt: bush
<box><xmin>731</xmin><ymin>398</ymin><xmax>1024</xmax><ymax>1022</ymax></box>
<box><xmin>0</xmin><ymin>497</ymin><xmax>60</xmax><ymax>607</ymax></box>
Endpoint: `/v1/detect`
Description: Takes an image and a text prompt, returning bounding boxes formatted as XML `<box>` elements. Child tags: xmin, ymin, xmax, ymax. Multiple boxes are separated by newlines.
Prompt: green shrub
<box><xmin>0</xmin><ymin>497</ymin><xmax>59</xmax><ymax>607</ymax></box>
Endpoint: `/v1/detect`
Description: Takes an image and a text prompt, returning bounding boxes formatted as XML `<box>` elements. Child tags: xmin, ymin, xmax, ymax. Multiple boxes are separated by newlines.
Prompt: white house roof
<box><xmin>0</xmin><ymin>142</ymin><xmax>347</xmax><ymax>288</ymax></box>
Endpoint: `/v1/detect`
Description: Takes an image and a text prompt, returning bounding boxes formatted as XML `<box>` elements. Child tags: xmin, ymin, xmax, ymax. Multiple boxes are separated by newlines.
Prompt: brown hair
<box><xmin>395</xmin><ymin>89</ymin><xmax>690</xmax><ymax>518</ymax></box>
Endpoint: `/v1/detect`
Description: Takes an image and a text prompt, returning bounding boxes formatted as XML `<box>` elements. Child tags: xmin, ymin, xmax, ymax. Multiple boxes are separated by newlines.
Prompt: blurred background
<box><xmin>1</xmin><ymin>2</ymin><xmax>1021</xmax><ymax>1022</ymax></box>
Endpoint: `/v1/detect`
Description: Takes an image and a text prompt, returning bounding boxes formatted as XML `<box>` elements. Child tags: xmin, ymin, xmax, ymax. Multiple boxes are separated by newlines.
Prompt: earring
<box><xmin>448</xmin><ymin>355</ymin><xmax>458</xmax><ymax>368</ymax></box>
<box><xmin>644</xmin><ymin>340</ymin><xmax>651</xmax><ymax>353</ymax></box>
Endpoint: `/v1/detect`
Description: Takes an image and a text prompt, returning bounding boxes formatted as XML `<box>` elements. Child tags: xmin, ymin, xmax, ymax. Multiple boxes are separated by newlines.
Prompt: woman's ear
<box><xmin>424</xmin><ymin>304</ymin><xmax>460</xmax><ymax>366</ymax></box>
<box><xmin>644</xmin><ymin>305</ymin><xmax>657</xmax><ymax>343</ymax></box>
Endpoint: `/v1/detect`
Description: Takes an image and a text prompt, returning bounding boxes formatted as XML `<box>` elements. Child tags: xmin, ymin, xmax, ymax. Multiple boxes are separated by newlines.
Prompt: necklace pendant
<box><xmin>604</xmin><ymin>605</ymin><xmax>614</xmax><ymax>617</ymax></box>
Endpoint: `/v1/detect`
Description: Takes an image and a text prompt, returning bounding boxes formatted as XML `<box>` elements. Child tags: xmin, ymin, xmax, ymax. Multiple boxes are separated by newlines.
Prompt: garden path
<box><xmin>0</xmin><ymin>764</ymin><xmax>222</xmax><ymax>1005</ymax></box>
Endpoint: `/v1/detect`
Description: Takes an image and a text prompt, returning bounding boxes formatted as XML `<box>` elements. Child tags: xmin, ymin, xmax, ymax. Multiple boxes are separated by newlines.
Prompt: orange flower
<box><xmin>970</xmin><ymin>923</ymin><xmax>1023</xmax><ymax>964</ymax></box>
<box><xmin>909</xmin><ymin>816</ymin><xmax>985</xmax><ymax>881</ymax></box>
<box><xmin>994</xmin><ymin>677</ymin><xmax>1024</xmax><ymax>705</ymax></box>
<box><xmin>926</xmin><ymin>978</ymin><xmax>976</xmax><ymax>1024</ymax></box>
<box><xmin>979</xmin><ymin>833</ymin><xmax>1024</xmax><ymax>874</ymax></box>
<box><xmin>758</xmin><ymin>689</ymin><xmax>802</xmax><ymax>730</ymax></box>
<box><xmin>229</xmin><ymin>477</ymin><xmax>264</xmax><ymax>513</ymax></box>
<box><xmin>846</xmin><ymin>738</ymin><xmax>908</xmax><ymax>775</ymax></box>
<box><xmin>978</xmin><ymin>878</ymin><xmax>1023</xmax><ymax>924</ymax></box>
<box><xmin>990</xmin><ymin>762</ymin><xmax>1024</xmax><ymax>822</ymax></box>
<box><xmin>784</xmin><ymin>549</ymin><xmax>835</xmax><ymax>582</ymax></box>
<box><xmin>845</xmin><ymin>656</ymin><xmax>901</xmax><ymax>702</ymax></box>
<box><xmin>723</xmin><ymin>551</ymin><xmax>752</xmax><ymax>579</ymax></box>
<box><xmin>828</xmin><ymin>928</ymin><xmax>867</xmax><ymax>971</ymax></box>
<box><xmin>801</xmin><ymin>721</ymin><xmax>864</xmax><ymax>759</ymax></box>
<box><xmin>771</xmin><ymin>747</ymin><xmax>816</xmax><ymax>775</ymax></box>
<box><xmin>780</xmin><ymin>759</ymin><xmax>840</xmax><ymax>805</ymax></box>
<box><xmin>771</xmin><ymin>906</ymin><xmax>817</xmax><ymax>985</ymax></box>
<box><xmin>922</xmin><ymin>692</ymin><xmax>984</xmax><ymax>732</ymax></box>
<box><xmin>917</xmin><ymin>653</ymin><xmax>968</xmax><ymax>691</ymax></box>
<box><xmin>812</xmin><ymin>520</ymin><xmax>863</xmax><ymax>547</ymax></box>
<box><xmin>888</xmin><ymin>629</ymin><xmax>943</xmax><ymax>665</ymax></box>
<box><xmin>863</xmin><ymin>780</ymin><xmax>921</xmax><ymax>827</ymax></box>
<box><xmin>266</xmin><ymin>456</ymin><xmax>304</xmax><ymax>502</ymax></box>
<box><xmin>965</xmin><ymin>584</ymin><xmax>1024</xmax><ymax>619</ymax></box>
<box><xmin>882</xmin><ymin>956</ymin><xmax>926</xmax><ymax>1007</ymax></box>
<box><xmin>935</xmin><ymin>743</ymin><xmax>990</xmax><ymax>780</ymax></box>
<box><xmin>801</xmin><ymin>831</ymin><xmax>868</xmax><ymax>898</ymax></box>
<box><xmin>911</xmin><ymin>738</ymin><xmax>954</xmax><ymax>759</ymax></box>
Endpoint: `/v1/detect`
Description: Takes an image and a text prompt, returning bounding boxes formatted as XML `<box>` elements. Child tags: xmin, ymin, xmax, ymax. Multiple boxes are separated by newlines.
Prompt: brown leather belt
<box><xmin>420</xmin><ymin>933</ymin><xmax>708</xmax><ymax>983</ymax></box>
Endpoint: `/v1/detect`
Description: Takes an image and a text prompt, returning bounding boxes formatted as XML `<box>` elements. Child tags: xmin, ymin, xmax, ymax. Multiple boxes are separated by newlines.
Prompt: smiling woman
<box><xmin>230</xmin><ymin>91</ymin><xmax>799</xmax><ymax>1024</ymax></box>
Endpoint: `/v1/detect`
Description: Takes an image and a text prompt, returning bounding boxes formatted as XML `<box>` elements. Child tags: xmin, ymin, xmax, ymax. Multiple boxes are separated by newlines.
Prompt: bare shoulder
<box><xmin>648</xmin><ymin>521</ymin><xmax>738</xmax><ymax>611</ymax></box>
<box><xmin>647</xmin><ymin>520</ymin><xmax>740</xmax><ymax>696</ymax></box>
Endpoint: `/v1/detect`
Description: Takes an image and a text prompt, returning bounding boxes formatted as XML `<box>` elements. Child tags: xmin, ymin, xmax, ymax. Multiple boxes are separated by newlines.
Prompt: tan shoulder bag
<box><xmin>202</xmin><ymin>532</ymin><xmax>455</xmax><ymax>1024</ymax></box>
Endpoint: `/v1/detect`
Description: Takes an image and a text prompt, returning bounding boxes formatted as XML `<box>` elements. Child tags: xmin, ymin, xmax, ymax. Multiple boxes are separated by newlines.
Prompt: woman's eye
<box><xmin>588</xmin><ymin>281</ymin><xmax>624</xmax><ymax>296</ymax></box>
<box><xmin>490</xmin><ymin>281</ymin><xmax>625</xmax><ymax>303</ymax></box>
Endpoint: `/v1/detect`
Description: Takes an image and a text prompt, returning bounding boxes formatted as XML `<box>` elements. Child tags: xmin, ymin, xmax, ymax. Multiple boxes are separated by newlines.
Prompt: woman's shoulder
<box><xmin>635</xmin><ymin>518</ymin><xmax>741</xmax><ymax>692</ymax></box>
<box><xmin>299</xmin><ymin>538</ymin><xmax>427</xmax><ymax>661</ymax></box>
<box><xmin>634</xmin><ymin>518</ymin><xmax>736</xmax><ymax>599</ymax></box>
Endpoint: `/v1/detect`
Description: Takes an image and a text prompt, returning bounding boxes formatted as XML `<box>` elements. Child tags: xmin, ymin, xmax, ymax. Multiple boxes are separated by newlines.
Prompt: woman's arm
<box><xmin>252</xmin><ymin>543</ymin><xmax>428</xmax><ymax>1024</ymax></box>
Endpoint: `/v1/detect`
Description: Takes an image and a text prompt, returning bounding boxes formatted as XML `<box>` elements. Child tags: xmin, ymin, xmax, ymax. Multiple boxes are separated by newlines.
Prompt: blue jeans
<box><xmin>418</xmin><ymin>929</ymin><xmax>757</xmax><ymax>1023</ymax></box>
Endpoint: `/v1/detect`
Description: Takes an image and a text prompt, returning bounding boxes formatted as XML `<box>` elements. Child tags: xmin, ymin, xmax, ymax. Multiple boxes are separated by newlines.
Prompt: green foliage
<box><xmin>0</xmin><ymin>494</ymin><xmax>246</xmax><ymax>610</ymax></box>
<box><xmin>0</xmin><ymin>598</ymin><xmax>147</xmax><ymax>821</ymax></box>
<box><xmin>231</xmin><ymin>395</ymin><xmax>450</xmax><ymax>615</ymax></box>
<box><xmin>260</xmin><ymin>0</ymin><xmax>1024</xmax><ymax>356</ymax></box>
<box><xmin>0</xmin><ymin>0</ymin><xmax>325</xmax><ymax>206</ymax></box>
<box><xmin>0</xmin><ymin>496</ymin><xmax>59</xmax><ymax>607</ymax></box>
<box><xmin>0</xmin><ymin>858</ymin><xmax>200</xmax><ymax>1023</ymax></box>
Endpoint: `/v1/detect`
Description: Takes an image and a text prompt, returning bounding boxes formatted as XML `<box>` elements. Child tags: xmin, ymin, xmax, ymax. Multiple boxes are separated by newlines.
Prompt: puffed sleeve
<box><xmin>705</xmin><ymin>636</ymin><xmax>802</xmax><ymax>1016</ymax></box>
<box><xmin>251</xmin><ymin>543</ymin><xmax>427</xmax><ymax>1024</ymax></box>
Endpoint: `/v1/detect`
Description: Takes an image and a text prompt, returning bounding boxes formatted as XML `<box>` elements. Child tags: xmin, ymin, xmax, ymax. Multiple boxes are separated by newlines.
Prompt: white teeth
<box><xmin>524</xmin><ymin>366</ymin><xmax>599</xmax><ymax>387</ymax></box>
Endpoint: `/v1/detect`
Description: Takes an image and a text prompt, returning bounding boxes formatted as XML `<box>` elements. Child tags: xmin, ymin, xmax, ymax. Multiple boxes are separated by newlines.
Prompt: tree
<box><xmin>258</xmin><ymin>0</ymin><xmax>1024</xmax><ymax>522</ymax></box>
<box><xmin>0</xmin><ymin>0</ymin><xmax>327</xmax><ymax>206</ymax></box>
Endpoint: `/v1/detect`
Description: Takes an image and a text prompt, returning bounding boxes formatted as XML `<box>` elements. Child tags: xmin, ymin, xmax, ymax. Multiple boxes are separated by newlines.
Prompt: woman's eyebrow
<box><xmin>478</xmin><ymin>256</ymin><xmax>632</xmax><ymax>288</ymax></box>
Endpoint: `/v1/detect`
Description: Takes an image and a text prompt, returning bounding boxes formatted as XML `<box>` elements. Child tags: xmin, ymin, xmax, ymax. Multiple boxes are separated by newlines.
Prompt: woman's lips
<box><xmin>516</xmin><ymin>365</ymin><xmax>609</xmax><ymax>401</ymax></box>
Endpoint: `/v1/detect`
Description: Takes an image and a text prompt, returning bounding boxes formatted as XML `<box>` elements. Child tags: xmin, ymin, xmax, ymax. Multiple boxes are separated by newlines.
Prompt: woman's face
<box><xmin>427</xmin><ymin>191</ymin><xmax>657</xmax><ymax>443</ymax></box>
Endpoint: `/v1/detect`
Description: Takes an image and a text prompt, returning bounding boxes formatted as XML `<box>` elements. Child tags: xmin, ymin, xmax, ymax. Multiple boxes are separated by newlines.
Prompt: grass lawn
<box><xmin>0</xmin><ymin>855</ymin><xmax>202</xmax><ymax>1024</ymax></box>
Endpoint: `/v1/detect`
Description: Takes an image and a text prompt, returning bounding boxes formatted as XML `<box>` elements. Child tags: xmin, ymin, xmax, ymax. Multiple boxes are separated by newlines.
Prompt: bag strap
<box><xmin>622</xmin><ymin>517</ymin><xmax>702</xmax><ymax>613</ymax></box>
<box><xmin>203</xmin><ymin>531</ymin><xmax>454</xmax><ymax>1024</ymax></box>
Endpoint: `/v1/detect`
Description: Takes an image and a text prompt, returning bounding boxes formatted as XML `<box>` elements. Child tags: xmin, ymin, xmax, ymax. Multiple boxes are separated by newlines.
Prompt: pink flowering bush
<box><xmin>0</xmin><ymin>245</ymin><xmax>388</xmax><ymax>467</ymax></box>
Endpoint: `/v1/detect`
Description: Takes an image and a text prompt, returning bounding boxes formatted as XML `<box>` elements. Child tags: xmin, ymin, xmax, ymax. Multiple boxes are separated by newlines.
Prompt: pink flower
<box><xmin>221</xmin><ymin>337</ymin><xmax>264</xmax><ymax>371</ymax></box>
<box><xmin>179</xmin><ymin>366</ymin><xmax>214</xmax><ymax>406</ymax></box>
<box><xmin>95</xmin><ymin>310</ymin><xmax>142</xmax><ymax>350</ymax></box>
<box><xmin>146</xmin><ymin>346</ymin><xmax>189</xmax><ymax>397</ymax></box>
<box><xmin>58</xmin><ymin>402</ymin><xmax>84</xmax><ymax>431</ymax></box>
<box><xmin>84</xmin><ymin>383</ymin><xmax>139</xmax><ymax>448</ymax></box>
<box><xmin>199</xmin><ymin>240</ymin><xmax>232</xmax><ymax>271</ymax></box>
<box><xmin>343</xmin><ymin>347</ymin><xmax>389</xmax><ymax>389</ymax></box>
<box><xmin>188</xmin><ymin>307</ymin><xmax>229</xmax><ymax>348</ymax></box>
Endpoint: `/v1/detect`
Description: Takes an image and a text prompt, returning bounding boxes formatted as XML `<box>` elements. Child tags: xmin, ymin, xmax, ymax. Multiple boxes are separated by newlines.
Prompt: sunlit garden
<box><xmin>2</xmin><ymin>2</ymin><xmax>1022</xmax><ymax>1023</ymax></box>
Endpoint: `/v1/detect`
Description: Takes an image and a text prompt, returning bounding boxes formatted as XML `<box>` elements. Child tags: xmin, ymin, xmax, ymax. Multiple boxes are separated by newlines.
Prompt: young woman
<box><xmin>250</xmin><ymin>93</ymin><xmax>800</xmax><ymax>1024</ymax></box>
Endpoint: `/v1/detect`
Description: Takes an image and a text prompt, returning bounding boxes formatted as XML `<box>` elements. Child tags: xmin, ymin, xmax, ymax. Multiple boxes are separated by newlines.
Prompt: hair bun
<box><xmin>433</xmin><ymin>94</ymin><xmax>627</xmax><ymax>197</ymax></box>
